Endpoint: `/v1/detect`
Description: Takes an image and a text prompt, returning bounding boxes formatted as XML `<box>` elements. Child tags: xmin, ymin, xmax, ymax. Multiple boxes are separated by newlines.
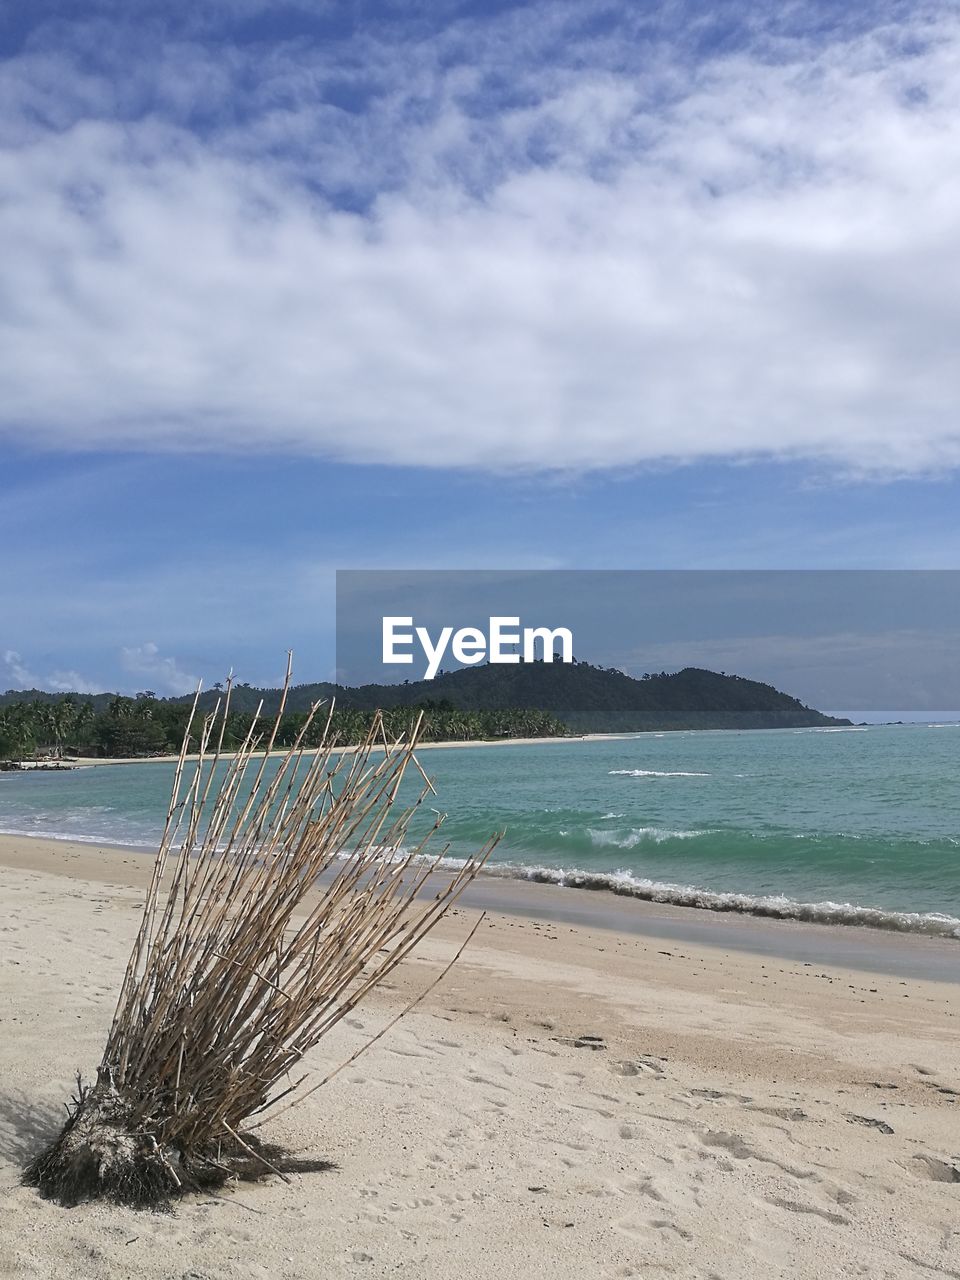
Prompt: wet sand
<box><xmin>1</xmin><ymin>832</ymin><xmax>956</xmax><ymax>982</ymax></box>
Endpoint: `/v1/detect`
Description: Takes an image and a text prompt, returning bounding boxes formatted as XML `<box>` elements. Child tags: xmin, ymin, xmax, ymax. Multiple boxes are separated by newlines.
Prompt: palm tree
<box><xmin>44</xmin><ymin>698</ymin><xmax>80</xmax><ymax>760</ymax></box>
<box><xmin>72</xmin><ymin>702</ymin><xmax>96</xmax><ymax>755</ymax></box>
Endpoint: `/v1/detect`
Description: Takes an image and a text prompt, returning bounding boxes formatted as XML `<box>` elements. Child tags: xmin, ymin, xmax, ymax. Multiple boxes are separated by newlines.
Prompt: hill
<box><xmin>184</xmin><ymin>660</ymin><xmax>848</xmax><ymax>732</ymax></box>
<box><xmin>0</xmin><ymin>661</ymin><xmax>850</xmax><ymax>743</ymax></box>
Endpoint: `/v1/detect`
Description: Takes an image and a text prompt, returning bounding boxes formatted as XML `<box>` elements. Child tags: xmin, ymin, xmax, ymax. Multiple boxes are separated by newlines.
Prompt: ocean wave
<box><xmin>586</xmin><ymin>826</ymin><xmax>707</xmax><ymax>848</ymax></box>
<box><xmin>0</xmin><ymin>823</ymin><xmax>156</xmax><ymax>849</ymax></box>
<box><xmin>4</xmin><ymin>821</ymin><xmax>958</xmax><ymax>940</ymax></box>
<box><xmin>608</xmin><ymin>769</ymin><xmax>710</xmax><ymax>778</ymax></box>
<box><xmin>801</xmin><ymin>727</ymin><xmax>869</xmax><ymax>733</ymax></box>
<box><xmin>325</xmin><ymin>846</ymin><xmax>960</xmax><ymax>939</ymax></box>
<box><xmin>475</xmin><ymin>863</ymin><xmax>960</xmax><ymax>938</ymax></box>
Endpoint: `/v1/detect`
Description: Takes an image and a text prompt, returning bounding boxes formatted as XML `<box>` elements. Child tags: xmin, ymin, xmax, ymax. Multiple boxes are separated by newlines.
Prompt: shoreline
<box><xmin>1</xmin><ymin>831</ymin><xmax>956</xmax><ymax>983</ymax></box>
<box><xmin>6</xmin><ymin>720</ymin><xmax>890</xmax><ymax>770</ymax></box>
<box><xmin>5</xmin><ymin>731</ymin><xmax>629</xmax><ymax>769</ymax></box>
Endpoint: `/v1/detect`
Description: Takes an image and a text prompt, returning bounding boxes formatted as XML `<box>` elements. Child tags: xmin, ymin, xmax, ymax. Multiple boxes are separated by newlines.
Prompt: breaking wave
<box><xmin>473</xmin><ymin>862</ymin><xmax>960</xmax><ymax>938</ymax></box>
<box><xmin>800</xmin><ymin>727</ymin><xmax>869</xmax><ymax>733</ymax></box>
<box><xmin>586</xmin><ymin>826</ymin><xmax>706</xmax><ymax>848</ymax></box>
<box><xmin>609</xmin><ymin>769</ymin><xmax>710</xmax><ymax>778</ymax></box>
<box><xmin>4</xmin><ymin>820</ymin><xmax>959</xmax><ymax>940</ymax></box>
<box><xmin>0</xmin><ymin>823</ymin><xmax>155</xmax><ymax>848</ymax></box>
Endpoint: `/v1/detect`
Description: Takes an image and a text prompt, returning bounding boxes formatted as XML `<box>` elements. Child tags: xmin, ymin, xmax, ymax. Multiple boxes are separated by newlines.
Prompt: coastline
<box><xmin>9</xmin><ymin>728</ymin><xmax>957</xmax><ymax>953</ymax></box>
<box><xmin>1</xmin><ymin>832</ymin><xmax>957</xmax><ymax>983</ymax></box>
<box><xmin>7</xmin><ymin>721</ymin><xmax>869</xmax><ymax>770</ymax></box>
<box><xmin>2</xmin><ymin>841</ymin><xmax>958</xmax><ymax>1277</ymax></box>
<box><xmin>5</xmin><ymin>732</ymin><xmax>628</xmax><ymax>769</ymax></box>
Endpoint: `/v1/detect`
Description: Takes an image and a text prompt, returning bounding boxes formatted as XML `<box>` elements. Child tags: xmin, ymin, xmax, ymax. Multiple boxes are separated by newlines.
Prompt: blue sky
<box><xmin>2</xmin><ymin>1</ymin><xmax>959</xmax><ymax>695</ymax></box>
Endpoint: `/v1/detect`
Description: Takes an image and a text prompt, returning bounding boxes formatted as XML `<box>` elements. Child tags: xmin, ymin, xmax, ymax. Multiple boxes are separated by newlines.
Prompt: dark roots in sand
<box><xmin>25</xmin><ymin>1069</ymin><xmax>185</xmax><ymax>1209</ymax></box>
<box><xmin>23</xmin><ymin>1067</ymin><xmax>326</xmax><ymax>1210</ymax></box>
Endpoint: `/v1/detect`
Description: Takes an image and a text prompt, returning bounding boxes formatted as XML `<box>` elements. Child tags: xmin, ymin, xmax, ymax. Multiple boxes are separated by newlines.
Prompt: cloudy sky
<box><xmin>3</xmin><ymin>1</ymin><xmax>960</xmax><ymax>696</ymax></box>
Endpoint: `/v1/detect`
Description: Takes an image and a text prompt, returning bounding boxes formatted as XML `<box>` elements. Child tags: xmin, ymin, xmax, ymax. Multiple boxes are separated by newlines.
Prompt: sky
<box><xmin>2</xmin><ymin>1</ymin><xmax>960</xmax><ymax>698</ymax></box>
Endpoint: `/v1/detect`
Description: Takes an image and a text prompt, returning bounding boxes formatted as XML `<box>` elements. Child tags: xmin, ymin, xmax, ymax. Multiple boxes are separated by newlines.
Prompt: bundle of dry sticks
<box><xmin>25</xmin><ymin>658</ymin><xmax>497</xmax><ymax>1207</ymax></box>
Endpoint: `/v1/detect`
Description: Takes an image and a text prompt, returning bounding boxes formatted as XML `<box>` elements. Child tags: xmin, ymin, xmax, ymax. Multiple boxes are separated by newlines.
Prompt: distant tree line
<box><xmin>0</xmin><ymin>693</ymin><xmax>567</xmax><ymax>761</ymax></box>
<box><xmin>0</xmin><ymin>661</ymin><xmax>849</xmax><ymax>760</ymax></box>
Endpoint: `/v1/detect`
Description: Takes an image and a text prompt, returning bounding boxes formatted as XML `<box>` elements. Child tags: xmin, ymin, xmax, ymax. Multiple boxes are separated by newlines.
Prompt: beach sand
<box><xmin>16</xmin><ymin>733</ymin><xmax>627</xmax><ymax>770</ymax></box>
<box><xmin>1</xmin><ymin>835</ymin><xmax>958</xmax><ymax>1279</ymax></box>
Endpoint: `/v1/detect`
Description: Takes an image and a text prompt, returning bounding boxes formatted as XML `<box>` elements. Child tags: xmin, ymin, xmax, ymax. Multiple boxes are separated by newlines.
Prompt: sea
<box><xmin>2</xmin><ymin>722</ymin><xmax>959</xmax><ymax>938</ymax></box>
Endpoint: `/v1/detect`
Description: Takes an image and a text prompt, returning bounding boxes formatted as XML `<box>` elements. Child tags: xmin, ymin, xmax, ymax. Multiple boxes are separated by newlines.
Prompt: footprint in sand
<box><xmin>612</xmin><ymin>1214</ymin><xmax>691</xmax><ymax>1243</ymax></box>
<box><xmin>464</xmin><ymin>1072</ymin><xmax>509</xmax><ymax>1090</ymax></box>
<box><xmin>688</xmin><ymin>1088</ymin><xmax>752</xmax><ymax>1104</ymax></box>
<box><xmin>912</xmin><ymin>1154</ymin><xmax>960</xmax><ymax>1182</ymax></box>
<box><xmin>552</xmin><ymin>1034</ymin><xmax>607</xmax><ymax>1051</ymax></box>
<box><xmin>766</xmin><ymin>1196</ymin><xmax>850</xmax><ymax>1226</ymax></box>
<box><xmin>845</xmin><ymin>1113</ymin><xmax>894</xmax><ymax>1135</ymax></box>
<box><xmin>748</xmin><ymin>1104</ymin><xmax>809</xmax><ymax>1122</ymax></box>
<box><xmin>699</xmin><ymin>1130</ymin><xmax>817</xmax><ymax>1180</ymax></box>
<box><xmin>609</xmin><ymin>1058</ymin><xmax>665</xmax><ymax>1078</ymax></box>
<box><xmin>386</xmin><ymin>1045</ymin><xmax>433</xmax><ymax>1059</ymax></box>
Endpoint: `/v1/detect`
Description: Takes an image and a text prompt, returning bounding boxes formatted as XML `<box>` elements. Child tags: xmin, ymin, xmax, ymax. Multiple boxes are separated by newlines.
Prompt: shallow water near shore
<box><xmin>1</xmin><ymin>722</ymin><xmax>959</xmax><ymax>937</ymax></box>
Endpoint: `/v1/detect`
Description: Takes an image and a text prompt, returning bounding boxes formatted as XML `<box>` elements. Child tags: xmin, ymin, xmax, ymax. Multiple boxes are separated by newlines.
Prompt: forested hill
<box><xmin>0</xmin><ymin>662</ymin><xmax>850</xmax><ymax>749</ymax></box>
<box><xmin>133</xmin><ymin>663</ymin><xmax>845</xmax><ymax>729</ymax></box>
<box><xmin>202</xmin><ymin>662</ymin><xmax>847</xmax><ymax>732</ymax></box>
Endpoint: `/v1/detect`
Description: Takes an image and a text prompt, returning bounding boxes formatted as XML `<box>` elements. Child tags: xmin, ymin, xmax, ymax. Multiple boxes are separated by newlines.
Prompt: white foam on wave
<box><xmin>0</xmin><ymin>823</ymin><xmax>156</xmax><ymax>849</ymax></box>
<box><xmin>587</xmin><ymin>826</ymin><xmax>706</xmax><ymax>848</ymax></box>
<box><xmin>475</xmin><ymin>863</ymin><xmax>960</xmax><ymax>939</ymax></box>
<box><xmin>5</xmin><ymin>823</ymin><xmax>957</xmax><ymax>941</ymax></box>
<box><xmin>609</xmin><ymin>769</ymin><xmax>710</xmax><ymax>778</ymax></box>
<box><xmin>802</xmin><ymin>727</ymin><xmax>869</xmax><ymax>733</ymax></box>
<box><xmin>329</xmin><ymin>846</ymin><xmax>960</xmax><ymax>940</ymax></box>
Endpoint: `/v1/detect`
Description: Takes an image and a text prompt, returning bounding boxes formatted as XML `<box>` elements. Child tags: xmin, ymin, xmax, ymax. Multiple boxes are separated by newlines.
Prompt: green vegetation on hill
<box><xmin>314</xmin><ymin>661</ymin><xmax>849</xmax><ymax>733</ymax></box>
<box><xmin>0</xmin><ymin>692</ymin><xmax>564</xmax><ymax>761</ymax></box>
<box><xmin>0</xmin><ymin>660</ymin><xmax>849</xmax><ymax>760</ymax></box>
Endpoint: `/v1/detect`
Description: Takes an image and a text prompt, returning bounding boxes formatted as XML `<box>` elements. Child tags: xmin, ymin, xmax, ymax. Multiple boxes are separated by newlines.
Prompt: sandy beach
<box><xmin>2</xmin><ymin>833</ymin><xmax>959</xmax><ymax>1279</ymax></box>
<box><xmin>8</xmin><ymin>733</ymin><xmax>627</xmax><ymax>771</ymax></box>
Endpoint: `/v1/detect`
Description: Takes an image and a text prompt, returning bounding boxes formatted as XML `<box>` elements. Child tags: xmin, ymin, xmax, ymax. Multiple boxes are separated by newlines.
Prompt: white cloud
<box><xmin>0</xmin><ymin>7</ymin><xmax>959</xmax><ymax>474</ymax></box>
<box><xmin>45</xmin><ymin>669</ymin><xmax>104</xmax><ymax>694</ymax></box>
<box><xmin>3</xmin><ymin>650</ymin><xmax>36</xmax><ymax>688</ymax></box>
<box><xmin>2</xmin><ymin>649</ymin><xmax>103</xmax><ymax>694</ymax></box>
<box><xmin>120</xmin><ymin>643</ymin><xmax>199</xmax><ymax>696</ymax></box>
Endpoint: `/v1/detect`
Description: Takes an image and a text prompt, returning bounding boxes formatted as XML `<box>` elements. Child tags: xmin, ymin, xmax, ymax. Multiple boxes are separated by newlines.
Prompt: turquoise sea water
<box><xmin>2</xmin><ymin>723</ymin><xmax>959</xmax><ymax>936</ymax></box>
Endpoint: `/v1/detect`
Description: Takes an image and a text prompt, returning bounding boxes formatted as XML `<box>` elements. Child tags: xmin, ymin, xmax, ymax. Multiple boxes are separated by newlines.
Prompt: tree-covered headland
<box><xmin>0</xmin><ymin>660</ymin><xmax>849</xmax><ymax>762</ymax></box>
